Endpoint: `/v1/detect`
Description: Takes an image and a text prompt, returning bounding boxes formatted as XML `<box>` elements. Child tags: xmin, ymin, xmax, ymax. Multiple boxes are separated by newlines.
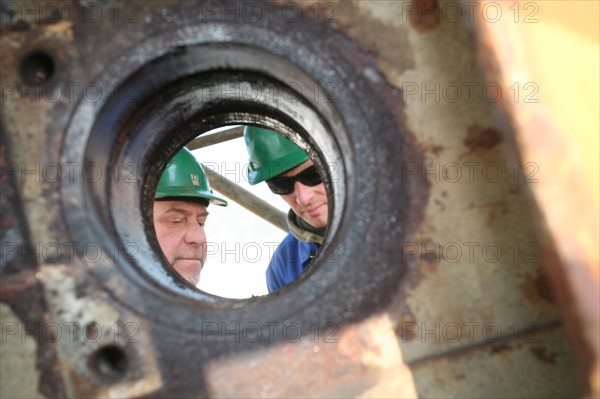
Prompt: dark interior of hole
<box><xmin>92</xmin><ymin>345</ymin><xmax>128</xmax><ymax>381</ymax></box>
<box><xmin>19</xmin><ymin>50</ymin><xmax>55</xmax><ymax>85</ymax></box>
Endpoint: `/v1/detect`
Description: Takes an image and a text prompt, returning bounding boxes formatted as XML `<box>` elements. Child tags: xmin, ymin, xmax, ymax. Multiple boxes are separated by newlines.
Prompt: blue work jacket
<box><xmin>266</xmin><ymin>233</ymin><xmax>319</xmax><ymax>292</ymax></box>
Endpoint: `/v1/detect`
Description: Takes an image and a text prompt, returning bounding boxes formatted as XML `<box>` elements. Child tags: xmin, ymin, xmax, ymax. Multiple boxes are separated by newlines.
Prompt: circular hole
<box><xmin>90</xmin><ymin>345</ymin><xmax>128</xmax><ymax>382</ymax></box>
<box><xmin>64</xmin><ymin>37</ymin><xmax>414</xmax><ymax>327</ymax></box>
<box><xmin>93</xmin><ymin>65</ymin><xmax>343</xmax><ymax>305</ymax></box>
<box><xmin>19</xmin><ymin>50</ymin><xmax>55</xmax><ymax>85</ymax></box>
<box><xmin>151</xmin><ymin>125</ymin><xmax>330</xmax><ymax>298</ymax></box>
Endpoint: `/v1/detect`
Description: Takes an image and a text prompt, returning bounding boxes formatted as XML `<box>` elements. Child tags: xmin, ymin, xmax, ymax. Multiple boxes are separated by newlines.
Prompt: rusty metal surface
<box><xmin>1</xmin><ymin>0</ymin><xmax>596</xmax><ymax>398</ymax></box>
<box><xmin>469</xmin><ymin>1</ymin><xmax>600</xmax><ymax>394</ymax></box>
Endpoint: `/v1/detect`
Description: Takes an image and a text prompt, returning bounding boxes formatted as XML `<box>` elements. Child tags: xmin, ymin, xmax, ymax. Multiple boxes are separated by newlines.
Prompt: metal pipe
<box><xmin>186</xmin><ymin>126</ymin><xmax>245</xmax><ymax>150</ymax></box>
<box><xmin>202</xmin><ymin>164</ymin><xmax>289</xmax><ymax>232</ymax></box>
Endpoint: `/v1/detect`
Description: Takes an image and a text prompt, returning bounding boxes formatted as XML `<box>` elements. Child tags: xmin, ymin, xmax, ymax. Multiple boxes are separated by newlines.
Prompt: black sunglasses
<box><xmin>266</xmin><ymin>165</ymin><xmax>323</xmax><ymax>195</ymax></box>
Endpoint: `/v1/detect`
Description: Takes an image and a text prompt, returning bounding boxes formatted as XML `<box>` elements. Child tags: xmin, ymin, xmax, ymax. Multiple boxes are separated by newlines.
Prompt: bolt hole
<box><xmin>90</xmin><ymin>345</ymin><xmax>128</xmax><ymax>382</ymax></box>
<box><xmin>85</xmin><ymin>322</ymin><xmax>100</xmax><ymax>341</ymax></box>
<box><xmin>19</xmin><ymin>50</ymin><xmax>55</xmax><ymax>85</ymax></box>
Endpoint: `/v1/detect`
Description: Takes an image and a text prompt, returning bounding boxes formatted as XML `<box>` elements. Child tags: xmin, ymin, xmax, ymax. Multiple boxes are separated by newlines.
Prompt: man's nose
<box><xmin>184</xmin><ymin>223</ymin><xmax>206</xmax><ymax>245</ymax></box>
<box><xmin>294</xmin><ymin>181</ymin><xmax>314</xmax><ymax>205</ymax></box>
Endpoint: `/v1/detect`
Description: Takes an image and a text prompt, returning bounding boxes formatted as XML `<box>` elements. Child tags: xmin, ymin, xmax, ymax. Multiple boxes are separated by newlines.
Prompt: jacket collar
<box><xmin>286</xmin><ymin>210</ymin><xmax>325</xmax><ymax>245</ymax></box>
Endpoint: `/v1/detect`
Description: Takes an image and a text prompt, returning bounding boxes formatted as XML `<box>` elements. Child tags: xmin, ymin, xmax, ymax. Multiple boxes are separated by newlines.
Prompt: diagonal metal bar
<box><xmin>186</xmin><ymin>126</ymin><xmax>245</xmax><ymax>150</ymax></box>
<box><xmin>201</xmin><ymin>164</ymin><xmax>289</xmax><ymax>233</ymax></box>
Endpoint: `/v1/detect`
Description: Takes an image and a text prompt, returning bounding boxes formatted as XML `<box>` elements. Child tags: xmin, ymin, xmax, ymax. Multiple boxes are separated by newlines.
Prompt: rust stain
<box><xmin>1</xmin><ymin>214</ymin><xmax>17</xmax><ymax>229</ymax></box>
<box><xmin>338</xmin><ymin>326</ymin><xmax>368</xmax><ymax>359</ymax></box>
<box><xmin>409</xmin><ymin>0</ymin><xmax>441</xmax><ymax>32</ymax></box>
<box><xmin>488</xmin><ymin>341</ymin><xmax>514</xmax><ymax>363</ymax></box>
<box><xmin>521</xmin><ymin>272</ymin><xmax>555</xmax><ymax>307</ymax></box>
<box><xmin>530</xmin><ymin>346</ymin><xmax>558</xmax><ymax>365</ymax></box>
<box><xmin>490</xmin><ymin>341</ymin><xmax>511</xmax><ymax>356</ymax></box>
<box><xmin>429</xmin><ymin>144</ymin><xmax>444</xmax><ymax>156</ymax></box>
<box><xmin>534</xmin><ymin>273</ymin><xmax>555</xmax><ymax>303</ymax></box>
<box><xmin>0</xmin><ymin>271</ymin><xmax>38</xmax><ymax>302</ymax></box>
<box><xmin>454</xmin><ymin>372</ymin><xmax>466</xmax><ymax>380</ymax></box>
<box><xmin>418</xmin><ymin>142</ymin><xmax>445</xmax><ymax>157</ymax></box>
<box><xmin>433</xmin><ymin>197</ymin><xmax>445</xmax><ymax>211</ymax></box>
<box><xmin>393</xmin><ymin>306</ymin><xmax>418</xmax><ymax>342</ymax></box>
<box><xmin>396</xmin><ymin>234</ymin><xmax>441</xmax><ymax>293</ymax></box>
<box><xmin>414</xmin><ymin>238</ymin><xmax>441</xmax><ymax>272</ymax></box>
<box><xmin>464</xmin><ymin>125</ymin><xmax>503</xmax><ymax>152</ymax></box>
<box><xmin>432</xmin><ymin>191</ymin><xmax>448</xmax><ymax>212</ymax></box>
<box><xmin>478</xmin><ymin>201</ymin><xmax>509</xmax><ymax>225</ymax></box>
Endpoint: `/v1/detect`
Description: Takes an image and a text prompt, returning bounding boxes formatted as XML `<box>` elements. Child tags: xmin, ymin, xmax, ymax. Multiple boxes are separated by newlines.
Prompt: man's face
<box><xmin>153</xmin><ymin>200</ymin><xmax>208</xmax><ymax>286</ymax></box>
<box><xmin>279</xmin><ymin>160</ymin><xmax>329</xmax><ymax>229</ymax></box>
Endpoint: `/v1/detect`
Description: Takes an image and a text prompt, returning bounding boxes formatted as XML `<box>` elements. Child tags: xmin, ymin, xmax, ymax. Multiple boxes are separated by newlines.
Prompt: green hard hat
<box><xmin>156</xmin><ymin>147</ymin><xmax>227</xmax><ymax>206</ymax></box>
<box><xmin>244</xmin><ymin>126</ymin><xmax>309</xmax><ymax>185</ymax></box>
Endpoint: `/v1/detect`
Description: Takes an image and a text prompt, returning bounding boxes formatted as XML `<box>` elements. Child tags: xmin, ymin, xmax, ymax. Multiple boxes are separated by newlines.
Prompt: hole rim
<box><xmin>89</xmin><ymin>344</ymin><xmax>129</xmax><ymax>383</ymax></box>
<box><xmin>113</xmin><ymin>69</ymin><xmax>346</xmax><ymax>305</ymax></box>
<box><xmin>59</xmin><ymin>19</ymin><xmax>421</xmax><ymax>334</ymax></box>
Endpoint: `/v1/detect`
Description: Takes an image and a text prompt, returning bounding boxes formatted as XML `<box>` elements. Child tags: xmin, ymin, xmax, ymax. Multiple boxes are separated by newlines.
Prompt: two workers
<box><xmin>153</xmin><ymin>127</ymin><xmax>328</xmax><ymax>292</ymax></box>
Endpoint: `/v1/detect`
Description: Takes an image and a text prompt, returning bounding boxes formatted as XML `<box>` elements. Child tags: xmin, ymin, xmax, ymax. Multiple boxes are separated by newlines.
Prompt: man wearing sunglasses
<box><xmin>244</xmin><ymin>126</ymin><xmax>328</xmax><ymax>292</ymax></box>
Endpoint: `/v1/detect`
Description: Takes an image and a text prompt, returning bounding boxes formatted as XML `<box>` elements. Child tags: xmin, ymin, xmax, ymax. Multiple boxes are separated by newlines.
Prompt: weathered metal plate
<box><xmin>1</xmin><ymin>1</ymin><xmax>596</xmax><ymax>397</ymax></box>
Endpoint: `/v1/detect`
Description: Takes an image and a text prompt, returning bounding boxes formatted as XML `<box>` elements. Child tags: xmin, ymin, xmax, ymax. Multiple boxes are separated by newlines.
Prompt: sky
<box><xmin>190</xmin><ymin>127</ymin><xmax>290</xmax><ymax>299</ymax></box>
